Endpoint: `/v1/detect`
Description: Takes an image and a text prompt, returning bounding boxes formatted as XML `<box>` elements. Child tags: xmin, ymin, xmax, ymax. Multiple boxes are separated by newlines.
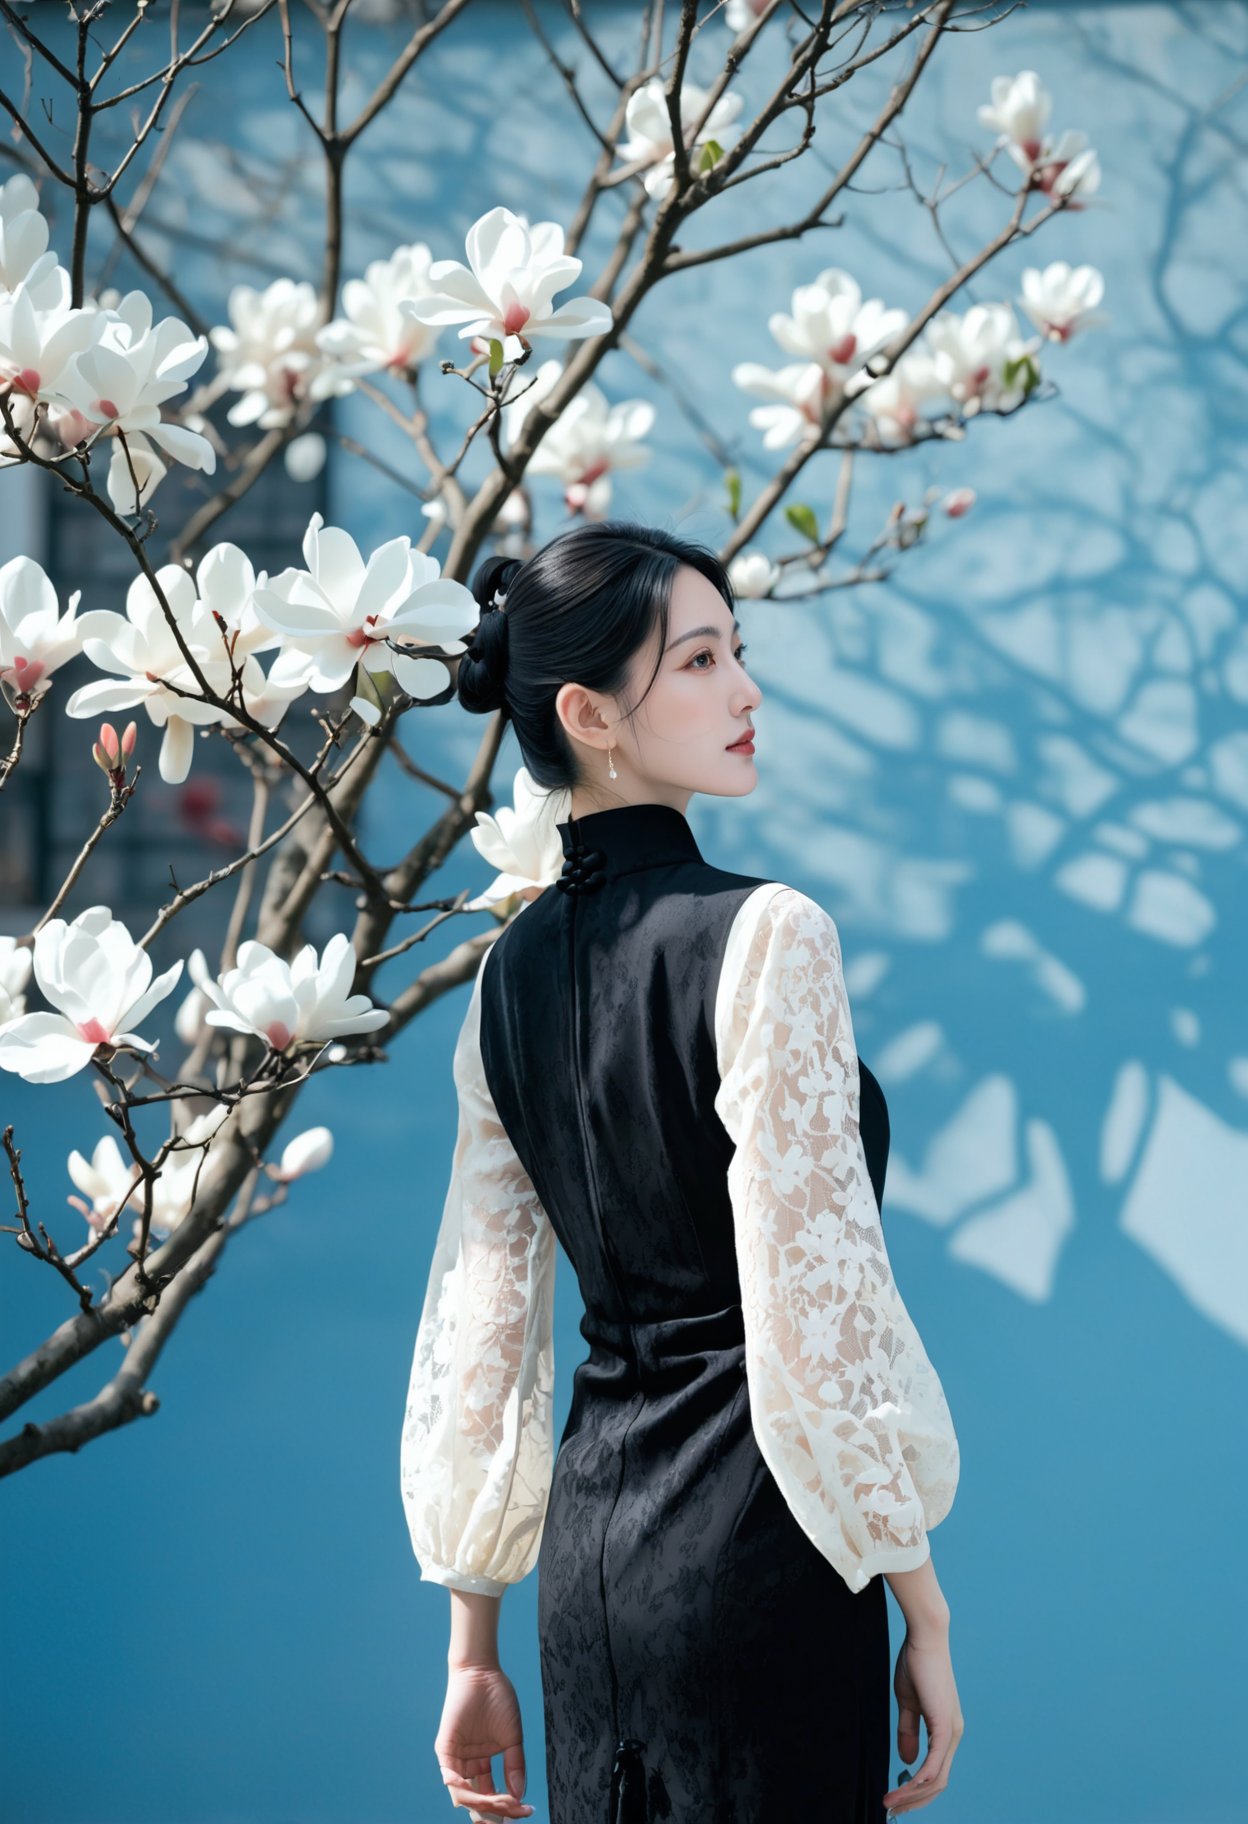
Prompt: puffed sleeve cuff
<box><xmin>844</xmin><ymin>1533</ymin><xmax>933</xmax><ymax>1594</ymax></box>
<box><xmin>419</xmin><ymin>1563</ymin><xmax>511</xmax><ymax>1598</ymax></box>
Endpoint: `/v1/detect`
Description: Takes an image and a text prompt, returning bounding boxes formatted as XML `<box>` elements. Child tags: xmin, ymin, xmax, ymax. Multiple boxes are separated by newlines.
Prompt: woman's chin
<box><xmin>718</xmin><ymin>758</ymin><xmax>759</xmax><ymax>795</ymax></box>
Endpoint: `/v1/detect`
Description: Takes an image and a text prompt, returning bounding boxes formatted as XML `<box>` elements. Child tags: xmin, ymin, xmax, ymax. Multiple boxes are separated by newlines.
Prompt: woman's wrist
<box><xmin>903</xmin><ymin>1612</ymin><xmax>951</xmax><ymax>1648</ymax></box>
<box><xmin>448</xmin><ymin>1587</ymin><xmax>503</xmax><ymax>1671</ymax></box>
<box><xmin>883</xmin><ymin>1552</ymin><xmax>950</xmax><ymax>1640</ymax></box>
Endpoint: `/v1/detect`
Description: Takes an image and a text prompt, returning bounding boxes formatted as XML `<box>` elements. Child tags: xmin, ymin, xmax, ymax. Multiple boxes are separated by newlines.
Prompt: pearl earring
<box><xmin>607</xmin><ymin>743</ymin><xmax>617</xmax><ymax>781</ymax></box>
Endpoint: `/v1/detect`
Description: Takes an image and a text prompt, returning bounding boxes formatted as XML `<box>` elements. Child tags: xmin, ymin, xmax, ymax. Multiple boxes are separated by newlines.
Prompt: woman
<box><xmin>400</xmin><ymin>521</ymin><xmax>964</xmax><ymax>1824</ymax></box>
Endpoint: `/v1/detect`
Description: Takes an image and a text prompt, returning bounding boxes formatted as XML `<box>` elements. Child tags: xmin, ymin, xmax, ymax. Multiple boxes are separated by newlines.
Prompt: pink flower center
<box><xmin>827</xmin><ymin>333</ymin><xmax>857</xmax><ymax>367</ymax></box>
<box><xmin>1020</xmin><ymin>137</ymin><xmax>1042</xmax><ymax>164</ymax></box>
<box><xmin>95</xmin><ymin>398</ymin><xmax>120</xmax><ymax>419</ymax></box>
<box><xmin>14</xmin><ymin>367</ymin><xmax>42</xmax><ymax>397</ymax></box>
<box><xmin>578</xmin><ymin>458</ymin><xmax>610</xmax><ymax>485</ymax></box>
<box><xmin>345</xmin><ymin>614</ymin><xmax>380</xmax><ymax>650</ymax></box>
<box><xmin>265</xmin><ymin>1021</ymin><xmax>293</xmax><ymax>1051</ymax></box>
<box><xmin>57</xmin><ymin>409</ymin><xmax>94</xmax><ymax>448</ymax></box>
<box><xmin>12</xmin><ymin>655</ymin><xmax>45</xmax><ymax>688</ymax></box>
<box><xmin>77</xmin><ymin>1017</ymin><xmax>112</xmax><ymax>1045</ymax></box>
<box><xmin>502</xmin><ymin>300</ymin><xmax>531</xmax><ymax>336</ymax></box>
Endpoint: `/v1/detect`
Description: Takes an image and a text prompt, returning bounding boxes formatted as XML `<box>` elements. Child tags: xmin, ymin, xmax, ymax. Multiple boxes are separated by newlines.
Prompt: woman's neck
<box><xmin>567</xmin><ymin>786</ymin><xmax>692</xmax><ymax>821</ymax></box>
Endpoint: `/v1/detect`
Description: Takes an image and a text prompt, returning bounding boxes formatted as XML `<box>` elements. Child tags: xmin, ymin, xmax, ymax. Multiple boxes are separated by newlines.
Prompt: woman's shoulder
<box><xmin>721</xmin><ymin>878</ymin><xmax>842</xmax><ymax>952</ymax></box>
<box><xmin>714</xmin><ymin>882</ymin><xmax>844</xmax><ymax>1061</ymax></box>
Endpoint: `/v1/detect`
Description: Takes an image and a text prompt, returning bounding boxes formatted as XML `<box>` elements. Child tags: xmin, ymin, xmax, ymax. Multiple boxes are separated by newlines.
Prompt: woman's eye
<box><xmin>689</xmin><ymin>645</ymin><xmax>747</xmax><ymax>670</ymax></box>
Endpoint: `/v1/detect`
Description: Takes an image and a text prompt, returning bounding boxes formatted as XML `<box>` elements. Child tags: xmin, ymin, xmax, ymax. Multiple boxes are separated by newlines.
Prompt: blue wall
<box><xmin>2</xmin><ymin>5</ymin><xmax>1245</xmax><ymax>1821</ymax></box>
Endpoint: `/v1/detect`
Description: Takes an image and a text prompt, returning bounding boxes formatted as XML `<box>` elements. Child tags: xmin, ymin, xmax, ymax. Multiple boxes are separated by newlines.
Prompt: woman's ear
<box><xmin>554</xmin><ymin>681</ymin><xmax>610</xmax><ymax>752</ymax></box>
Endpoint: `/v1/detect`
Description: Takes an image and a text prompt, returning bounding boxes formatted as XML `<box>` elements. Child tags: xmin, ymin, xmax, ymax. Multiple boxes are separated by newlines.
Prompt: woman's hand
<box><xmin>435</xmin><ymin>1663</ymin><xmax>536</xmax><ymax>1820</ymax></box>
<box><xmin>883</xmin><ymin>1626</ymin><xmax>965</xmax><ymax>1816</ymax></box>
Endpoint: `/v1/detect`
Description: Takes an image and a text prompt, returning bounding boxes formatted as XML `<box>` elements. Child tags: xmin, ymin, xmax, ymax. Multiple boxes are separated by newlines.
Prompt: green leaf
<box><xmin>488</xmin><ymin>338</ymin><xmax>505</xmax><ymax>378</ymax></box>
<box><xmin>725</xmin><ymin>468</ymin><xmax>741</xmax><ymax>522</ymax></box>
<box><xmin>784</xmin><ymin>503</ymin><xmax>820</xmax><ymax>545</ymax></box>
<box><xmin>697</xmin><ymin>138</ymin><xmax>724</xmax><ymax>173</ymax></box>
<box><xmin>1003</xmin><ymin>352</ymin><xmax>1041</xmax><ymax>398</ymax></box>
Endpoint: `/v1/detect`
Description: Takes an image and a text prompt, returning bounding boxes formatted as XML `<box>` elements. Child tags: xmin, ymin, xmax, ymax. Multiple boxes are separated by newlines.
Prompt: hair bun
<box><xmin>458</xmin><ymin>555</ymin><xmax>522</xmax><ymax>717</ymax></box>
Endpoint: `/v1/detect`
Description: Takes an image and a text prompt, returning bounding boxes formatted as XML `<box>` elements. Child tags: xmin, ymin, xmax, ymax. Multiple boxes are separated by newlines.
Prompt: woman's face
<box><xmin>559</xmin><ymin>563</ymin><xmax>764</xmax><ymax>813</ymax></box>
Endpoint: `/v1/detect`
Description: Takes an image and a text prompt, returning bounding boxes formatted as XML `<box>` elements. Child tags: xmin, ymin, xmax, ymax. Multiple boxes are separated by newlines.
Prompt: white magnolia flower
<box><xmin>275</xmin><ymin>1125</ymin><xmax>333</xmax><ymax>1181</ymax></box>
<box><xmin>0</xmin><ymin>905</ymin><xmax>183</xmax><ymax>1085</ymax></box>
<box><xmin>0</xmin><ymin>174</ymin><xmax>65</xmax><ymax>309</ymax></box>
<box><xmin>726</xmin><ymin>0</ymin><xmax>771</xmax><ymax>26</ymax></box>
<box><xmin>0</xmin><ymin>935</ymin><xmax>33</xmax><ymax>1026</ymax></box>
<box><xmin>923</xmin><ymin>303</ymin><xmax>1040</xmax><ymax>415</ymax></box>
<box><xmin>976</xmin><ymin>69</ymin><xmax>1053</xmax><ymax>159</ymax></box>
<box><xmin>193</xmin><ymin>931</ymin><xmax>389</xmax><ymax>1051</ymax></box>
<box><xmin>855</xmin><ymin>349</ymin><xmax>947</xmax><ymax>444</ymax></box>
<box><xmin>209</xmin><ymin>278</ymin><xmax>356</xmax><ymax>429</ymax></box>
<box><xmin>619</xmin><ymin>78</ymin><xmax>744</xmax><ymax>199</ymax></box>
<box><xmin>134</xmin><ymin>1108</ymin><xmax>238</xmax><ymax>1239</ymax></box>
<box><xmin>728</xmin><ymin>550</ymin><xmax>780</xmax><ymax>600</ymax></box>
<box><xmin>499</xmin><ymin>356</ymin><xmax>563</xmax><ymax>442</ymax></box>
<box><xmin>1019</xmin><ymin>261</ymin><xmax>1108</xmax><ymax>342</ymax></box>
<box><xmin>0</xmin><ymin>555</ymin><xmax>86</xmax><ymax>704</ymax></box>
<box><xmin>977</xmin><ymin>72</ymin><xmax>1100</xmax><ymax>200</ymax></box>
<box><xmin>65</xmin><ymin>1134</ymin><xmax>144</xmax><ymax>1237</ymax></box>
<box><xmin>467</xmin><ymin>767</ymin><xmax>571</xmax><ymax>911</ymax></box>
<box><xmin>731</xmin><ymin>358</ymin><xmax>827</xmax><ymax>449</ymax></box>
<box><xmin>502</xmin><ymin>357</ymin><xmax>654</xmax><ymax>517</ymax></box>
<box><xmin>69</xmin><ymin>1108</ymin><xmax>237</xmax><ymax>1241</ymax></box>
<box><xmin>174</xmin><ymin>972</ymin><xmax>215</xmax><ymax>1046</ymax></box>
<box><xmin>0</xmin><ymin>285</ymin><xmax>100</xmax><ymax>423</ymax></box>
<box><xmin>185</xmin><ymin>540</ymin><xmax>305</xmax><ymax>729</ymax></box>
<box><xmin>316</xmin><ymin>242</ymin><xmax>443</xmax><ymax>376</ymax></box>
<box><xmin>284</xmin><ymin>430</ymin><xmax>327</xmax><ymax>483</ymax></box>
<box><xmin>65</xmin><ymin>546</ymin><xmax>296</xmax><ymax>782</ymax></box>
<box><xmin>54</xmin><ymin>290</ymin><xmax>216</xmax><ymax>513</ymax></box>
<box><xmin>400</xmin><ymin>206</ymin><xmax>613</xmax><ymax>354</ymax></box>
<box><xmin>768</xmin><ymin>268</ymin><xmax>908</xmax><ymax>394</ymax></box>
<box><xmin>493</xmin><ymin>488</ymin><xmax>528</xmax><ymax>530</ymax></box>
<box><xmin>1048</xmin><ymin>143</ymin><xmax>1101</xmax><ymax>201</ymax></box>
<box><xmin>252</xmin><ymin>510</ymin><xmax>479</xmax><ymax>714</ymax></box>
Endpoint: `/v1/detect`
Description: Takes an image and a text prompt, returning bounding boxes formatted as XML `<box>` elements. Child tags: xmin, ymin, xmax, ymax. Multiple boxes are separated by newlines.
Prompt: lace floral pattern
<box><xmin>714</xmin><ymin>884</ymin><xmax>960</xmax><ymax>1595</ymax></box>
<box><xmin>399</xmin><ymin>949</ymin><xmax>557</xmax><ymax>1596</ymax></box>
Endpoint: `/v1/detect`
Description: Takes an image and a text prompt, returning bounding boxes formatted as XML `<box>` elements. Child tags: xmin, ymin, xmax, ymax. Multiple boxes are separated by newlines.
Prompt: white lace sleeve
<box><xmin>399</xmin><ymin>947</ymin><xmax>557</xmax><ymax>1597</ymax></box>
<box><xmin>714</xmin><ymin>884</ymin><xmax>960</xmax><ymax>1595</ymax></box>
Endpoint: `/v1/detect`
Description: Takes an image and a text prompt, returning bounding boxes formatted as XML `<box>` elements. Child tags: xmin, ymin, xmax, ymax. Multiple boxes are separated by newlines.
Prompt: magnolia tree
<box><xmin>0</xmin><ymin>0</ymin><xmax>1106</xmax><ymax>1474</ymax></box>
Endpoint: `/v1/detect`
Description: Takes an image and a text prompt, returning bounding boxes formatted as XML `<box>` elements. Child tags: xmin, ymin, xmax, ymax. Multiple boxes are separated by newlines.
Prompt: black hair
<box><xmin>457</xmin><ymin>519</ymin><xmax>736</xmax><ymax>793</ymax></box>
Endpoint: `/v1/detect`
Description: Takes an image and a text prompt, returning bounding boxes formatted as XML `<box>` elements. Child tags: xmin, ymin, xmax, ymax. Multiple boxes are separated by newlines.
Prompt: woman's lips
<box><xmin>726</xmin><ymin>733</ymin><xmax>755</xmax><ymax>753</ymax></box>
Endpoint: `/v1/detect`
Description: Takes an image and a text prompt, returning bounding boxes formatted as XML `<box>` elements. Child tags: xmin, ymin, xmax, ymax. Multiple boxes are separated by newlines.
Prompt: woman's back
<box><xmin>402</xmin><ymin>799</ymin><xmax>951</xmax><ymax>1821</ymax></box>
<box><xmin>478</xmin><ymin>799</ymin><xmax>776</xmax><ymax>1326</ymax></box>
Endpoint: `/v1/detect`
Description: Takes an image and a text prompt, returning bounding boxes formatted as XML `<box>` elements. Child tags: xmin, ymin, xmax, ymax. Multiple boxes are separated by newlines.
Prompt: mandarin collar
<box><xmin>554</xmin><ymin>802</ymin><xmax>703</xmax><ymax>894</ymax></box>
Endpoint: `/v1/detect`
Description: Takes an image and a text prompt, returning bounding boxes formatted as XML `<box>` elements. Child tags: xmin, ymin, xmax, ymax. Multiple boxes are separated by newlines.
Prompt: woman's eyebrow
<box><xmin>664</xmin><ymin>620</ymin><xmax>741</xmax><ymax>652</ymax></box>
